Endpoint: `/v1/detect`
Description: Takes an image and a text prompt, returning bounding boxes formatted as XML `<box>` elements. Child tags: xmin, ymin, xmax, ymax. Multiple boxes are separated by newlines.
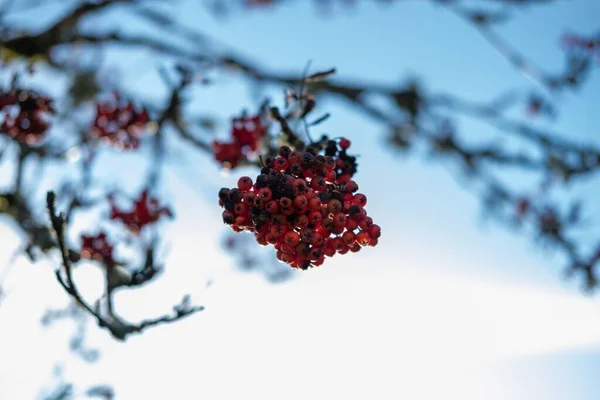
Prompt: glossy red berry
<box><xmin>355</xmin><ymin>231</ymin><xmax>371</xmax><ymax>247</ymax></box>
<box><xmin>284</xmin><ymin>231</ymin><xmax>300</xmax><ymax>246</ymax></box>
<box><xmin>353</xmin><ymin>193</ymin><xmax>367</xmax><ymax>207</ymax></box>
<box><xmin>237</xmin><ymin>176</ymin><xmax>253</xmax><ymax>191</ymax></box>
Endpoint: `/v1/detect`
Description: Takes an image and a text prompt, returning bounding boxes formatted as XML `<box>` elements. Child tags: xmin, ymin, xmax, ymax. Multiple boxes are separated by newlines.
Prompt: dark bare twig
<box><xmin>46</xmin><ymin>191</ymin><xmax>204</xmax><ymax>341</ymax></box>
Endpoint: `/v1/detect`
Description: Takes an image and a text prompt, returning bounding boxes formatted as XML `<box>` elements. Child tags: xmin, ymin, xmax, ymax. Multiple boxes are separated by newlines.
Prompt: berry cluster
<box><xmin>109</xmin><ymin>190</ymin><xmax>173</xmax><ymax>234</ymax></box>
<box><xmin>212</xmin><ymin>114</ymin><xmax>267</xmax><ymax>169</ymax></box>
<box><xmin>218</xmin><ymin>138</ymin><xmax>380</xmax><ymax>269</ymax></box>
<box><xmin>81</xmin><ymin>232</ymin><xmax>115</xmax><ymax>265</ymax></box>
<box><xmin>91</xmin><ymin>92</ymin><xmax>150</xmax><ymax>150</ymax></box>
<box><xmin>0</xmin><ymin>89</ymin><xmax>54</xmax><ymax>145</ymax></box>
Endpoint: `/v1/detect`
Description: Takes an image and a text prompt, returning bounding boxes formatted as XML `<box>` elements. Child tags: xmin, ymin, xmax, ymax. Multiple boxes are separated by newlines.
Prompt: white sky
<box><xmin>1</xmin><ymin>170</ymin><xmax>600</xmax><ymax>399</ymax></box>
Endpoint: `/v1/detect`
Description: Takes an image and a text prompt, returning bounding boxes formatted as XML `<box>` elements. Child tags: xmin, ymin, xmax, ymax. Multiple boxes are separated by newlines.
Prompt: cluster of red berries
<box><xmin>0</xmin><ymin>89</ymin><xmax>54</xmax><ymax>145</ymax></box>
<box><xmin>109</xmin><ymin>190</ymin><xmax>173</xmax><ymax>234</ymax></box>
<box><xmin>218</xmin><ymin>138</ymin><xmax>380</xmax><ymax>269</ymax></box>
<box><xmin>81</xmin><ymin>190</ymin><xmax>171</xmax><ymax>266</ymax></box>
<box><xmin>212</xmin><ymin>114</ymin><xmax>267</xmax><ymax>169</ymax></box>
<box><xmin>81</xmin><ymin>232</ymin><xmax>115</xmax><ymax>265</ymax></box>
<box><xmin>91</xmin><ymin>92</ymin><xmax>150</xmax><ymax>150</ymax></box>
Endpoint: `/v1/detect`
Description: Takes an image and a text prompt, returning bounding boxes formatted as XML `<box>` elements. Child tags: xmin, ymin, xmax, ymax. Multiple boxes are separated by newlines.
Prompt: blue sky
<box><xmin>1</xmin><ymin>0</ymin><xmax>600</xmax><ymax>399</ymax></box>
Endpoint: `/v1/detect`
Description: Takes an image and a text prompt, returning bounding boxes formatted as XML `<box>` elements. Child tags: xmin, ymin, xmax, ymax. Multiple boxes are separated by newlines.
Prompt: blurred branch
<box><xmin>47</xmin><ymin>191</ymin><xmax>204</xmax><ymax>341</ymax></box>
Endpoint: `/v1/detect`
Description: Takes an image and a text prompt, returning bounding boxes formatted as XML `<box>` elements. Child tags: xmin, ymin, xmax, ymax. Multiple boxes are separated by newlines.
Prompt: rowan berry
<box><xmin>238</xmin><ymin>176</ymin><xmax>253</xmax><ymax>191</ymax></box>
<box><xmin>308</xmin><ymin>197</ymin><xmax>321</xmax><ymax>210</ymax></box>
<box><xmin>327</xmin><ymin>199</ymin><xmax>343</xmax><ymax>214</ymax></box>
<box><xmin>274</xmin><ymin>156</ymin><xmax>289</xmax><ymax>170</ymax></box>
<box><xmin>281</xmin><ymin>207</ymin><xmax>295</xmax><ymax>216</ymax></box>
<box><xmin>279</xmin><ymin>145</ymin><xmax>292</xmax><ymax>158</ymax></box>
<box><xmin>234</xmin><ymin>203</ymin><xmax>247</xmax><ymax>215</ymax></box>
<box><xmin>342</xmin><ymin>231</ymin><xmax>356</xmax><ymax>246</ymax></box>
<box><xmin>218</xmin><ymin>188</ymin><xmax>230</xmax><ymax>201</ymax></box>
<box><xmin>353</xmin><ymin>193</ymin><xmax>367</xmax><ymax>207</ymax></box>
<box><xmin>284</xmin><ymin>150</ymin><xmax>298</xmax><ymax>162</ymax></box>
<box><xmin>229</xmin><ymin>188</ymin><xmax>243</xmax><ymax>203</ymax></box>
<box><xmin>265</xmin><ymin>200</ymin><xmax>279</xmax><ymax>214</ymax></box>
<box><xmin>294</xmin><ymin>195</ymin><xmax>308</xmax><ymax>209</ymax></box>
<box><xmin>324</xmin><ymin>246</ymin><xmax>336</xmax><ymax>257</ymax></box>
<box><xmin>355</xmin><ymin>231</ymin><xmax>371</xmax><ymax>247</ymax></box>
<box><xmin>345</xmin><ymin>218</ymin><xmax>358</xmax><ymax>231</ymax></box>
<box><xmin>339</xmin><ymin>138</ymin><xmax>351</xmax><ymax>149</ymax></box>
<box><xmin>300</xmin><ymin>228</ymin><xmax>314</xmax><ymax>244</ymax></box>
<box><xmin>289</xmin><ymin>163</ymin><xmax>303</xmax><ymax>176</ymax></box>
<box><xmin>258</xmin><ymin>187</ymin><xmax>272</xmax><ymax>201</ymax></box>
<box><xmin>271</xmin><ymin>214</ymin><xmax>286</xmax><ymax>226</ymax></box>
<box><xmin>302</xmin><ymin>152</ymin><xmax>314</xmax><ymax>165</ymax></box>
<box><xmin>295</xmin><ymin>214</ymin><xmax>310</xmax><ymax>229</ymax></box>
<box><xmin>358</xmin><ymin>216</ymin><xmax>373</xmax><ymax>230</ymax></box>
<box><xmin>368</xmin><ymin>224</ymin><xmax>381</xmax><ymax>239</ymax></box>
<box><xmin>333</xmin><ymin>213</ymin><xmax>347</xmax><ymax>227</ymax></box>
<box><xmin>308</xmin><ymin>211</ymin><xmax>322</xmax><ymax>225</ymax></box>
<box><xmin>277</xmin><ymin>198</ymin><xmax>290</xmax><ymax>209</ymax></box>
<box><xmin>344</xmin><ymin>180</ymin><xmax>359</xmax><ymax>193</ymax></box>
<box><xmin>311</xmin><ymin>232</ymin><xmax>325</xmax><ymax>248</ymax></box>
<box><xmin>222</xmin><ymin>210</ymin><xmax>235</xmax><ymax>225</ymax></box>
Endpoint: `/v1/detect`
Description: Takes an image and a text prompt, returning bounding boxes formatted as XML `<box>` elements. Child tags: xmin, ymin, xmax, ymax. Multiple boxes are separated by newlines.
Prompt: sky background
<box><xmin>1</xmin><ymin>0</ymin><xmax>600</xmax><ymax>399</ymax></box>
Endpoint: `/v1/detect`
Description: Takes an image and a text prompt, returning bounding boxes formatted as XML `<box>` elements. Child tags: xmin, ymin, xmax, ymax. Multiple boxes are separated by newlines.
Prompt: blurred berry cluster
<box><xmin>211</xmin><ymin>114</ymin><xmax>267</xmax><ymax>169</ymax></box>
<box><xmin>0</xmin><ymin>89</ymin><xmax>54</xmax><ymax>145</ymax></box>
<box><xmin>91</xmin><ymin>91</ymin><xmax>150</xmax><ymax>150</ymax></box>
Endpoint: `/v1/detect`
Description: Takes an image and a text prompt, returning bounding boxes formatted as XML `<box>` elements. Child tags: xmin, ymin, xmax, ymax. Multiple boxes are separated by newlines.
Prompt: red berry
<box><xmin>281</xmin><ymin>207</ymin><xmax>295</xmax><ymax>216</ymax></box>
<box><xmin>358</xmin><ymin>217</ymin><xmax>373</xmax><ymax>230</ymax></box>
<box><xmin>259</xmin><ymin>187</ymin><xmax>272</xmax><ymax>201</ymax></box>
<box><xmin>234</xmin><ymin>203</ymin><xmax>247</xmax><ymax>215</ymax></box>
<box><xmin>313</xmin><ymin>256</ymin><xmax>325</xmax><ymax>266</ymax></box>
<box><xmin>368</xmin><ymin>224</ymin><xmax>381</xmax><ymax>239</ymax></box>
<box><xmin>295</xmin><ymin>215</ymin><xmax>309</xmax><ymax>229</ymax></box>
<box><xmin>265</xmin><ymin>200</ymin><xmax>279</xmax><ymax>214</ymax></box>
<box><xmin>353</xmin><ymin>193</ymin><xmax>367</xmax><ymax>207</ymax></box>
<box><xmin>294</xmin><ymin>195</ymin><xmax>308</xmax><ymax>209</ymax></box>
<box><xmin>222</xmin><ymin>210</ymin><xmax>235</xmax><ymax>224</ymax></box>
<box><xmin>265</xmin><ymin>232</ymin><xmax>278</xmax><ymax>244</ymax></box>
<box><xmin>237</xmin><ymin>176</ymin><xmax>253</xmax><ymax>191</ymax></box>
<box><xmin>279</xmin><ymin>197</ymin><xmax>292</xmax><ymax>208</ymax></box>
<box><xmin>355</xmin><ymin>231</ymin><xmax>370</xmax><ymax>247</ymax></box>
<box><xmin>344</xmin><ymin>180</ymin><xmax>359</xmax><ymax>193</ymax></box>
<box><xmin>272</xmin><ymin>214</ymin><xmax>286</xmax><ymax>225</ymax></box>
<box><xmin>345</xmin><ymin>218</ymin><xmax>358</xmax><ymax>231</ymax></box>
<box><xmin>308</xmin><ymin>198</ymin><xmax>321</xmax><ymax>211</ymax></box>
<box><xmin>333</xmin><ymin>212</ymin><xmax>347</xmax><ymax>227</ymax></box>
<box><xmin>332</xmin><ymin>225</ymin><xmax>345</xmax><ymax>235</ymax></box>
<box><xmin>342</xmin><ymin>231</ymin><xmax>356</xmax><ymax>246</ymax></box>
<box><xmin>284</xmin><ymin>231</ymin><xmax>300</xmax><ymax>246</ymax></box>
<box><xmin>327</xmin><ymin>199</ymin><xmax>343</xmax><ymax>214</ymax></box>
<box><xmin>288</xmin><ymin>151</ymin><xmax>302</xmax><ymax>164</ymax></box>
<box><xmin>308</xmin><ymin>211</ymin><xmax>322</xmax><ymax>225</ymax></box>
<box><xmin>300</xmin><ymin>228</ymin><xmax>314</xmax><ymax>244</ymax></box>
<box><xmin>311</xmin><ymin>232</ymin><xmax>325</xmax><ymax>247</ymax></box>
<box><xmin>330</xmin><ymin>237</ymin><xmax>344</xmax><ymax>251</ymax></box>
<box><xmin>274</xmin><ymin>156</ymin><xmax>289</xmax><ymax>170</ymax></box>
<box><xmin>339</xmin><ymin>138</ymin><xmax>351</xmax><ymax>149</ymax></box>
<box><xmin>324</xmin><ymin>246</ymin><xmax>336</xmax><ymax>257</ymax></box>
